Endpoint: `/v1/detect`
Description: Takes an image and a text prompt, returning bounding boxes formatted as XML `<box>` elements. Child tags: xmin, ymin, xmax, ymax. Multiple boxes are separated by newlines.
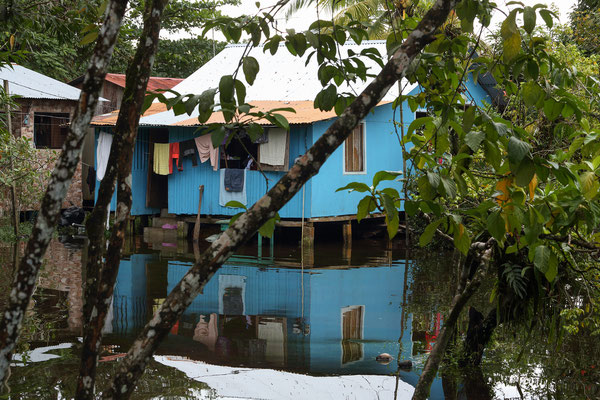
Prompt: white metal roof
<box><xmin>169</xmin><ymin>40</ymin><xmax>416</xmax><ymax>102</ymax></box>
<box><xmin>0</xmin><ymin>64</ymin><xmax>82</xmax><ymax>101</ymax></box>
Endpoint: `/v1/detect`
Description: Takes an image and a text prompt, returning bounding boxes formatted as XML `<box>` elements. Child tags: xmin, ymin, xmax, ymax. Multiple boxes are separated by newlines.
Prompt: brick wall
<box><xmin>1</xmin><ymin>98</ymin><xmax>83</xmax><ymax>215</ymax></box>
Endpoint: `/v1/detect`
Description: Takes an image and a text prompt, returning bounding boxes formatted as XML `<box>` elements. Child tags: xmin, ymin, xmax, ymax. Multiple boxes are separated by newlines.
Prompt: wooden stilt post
<box><xmin>193</xmin><ymin>185</ymin><xmax>204</xmax><ymax>241</ymax></box>
<box><xmin>342</xmin><ymin>221</ymin><xmax>352</xmax><ymax>247</ymax></box>
<box><xmin>302</xmin><ymin>222</ymin><xmax>315</xmax><ymax>266</ymax></box>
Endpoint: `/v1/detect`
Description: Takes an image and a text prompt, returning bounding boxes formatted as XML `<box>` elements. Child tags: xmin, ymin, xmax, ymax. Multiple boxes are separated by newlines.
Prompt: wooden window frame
<box><xmin>340</xmin><ymin>305</ymin><xmax>365</xmax><ymax>365</ymax></box>
<box><xmin>343</xmin><ymin>122</ymin><xmax>366</xmax><ymax>175</ymax></box>
<box><xmin>258</xmin><ymin>127</ymin><xmax>290</xmax><ymax>172</ymax></box>
<box><xmin>33</xmin><ymin>112</ymin><xmax>70</xmax><ymax>149</ymax></box>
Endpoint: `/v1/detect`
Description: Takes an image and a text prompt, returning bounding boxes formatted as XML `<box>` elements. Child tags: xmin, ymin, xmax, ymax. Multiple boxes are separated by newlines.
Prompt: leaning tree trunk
<box><xmin>100</xmin><ymin>1</ymin><xmax>459</xmax><ymax>398</ymax></box>
<box><xmin>0</xmin><ymin>0</ymin><xmax>128</xmax><ymax>386</ymax></box>
<box><xmin>76</xmin><ymin>1</ymin><xmax>169</xmax><ymax>398</ymax></box>
<box><xmin>411</xmin><ymin>241</ymin><xmax>493</xmax><ymax>400</ymax></box>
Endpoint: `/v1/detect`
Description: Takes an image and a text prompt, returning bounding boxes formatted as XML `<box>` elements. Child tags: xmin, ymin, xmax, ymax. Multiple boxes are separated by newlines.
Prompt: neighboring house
<box><xmin>90</xmin><ymin>41</ymin><xmax>494</xmax><ymax>221</ymax></box>
<box><xmin>0</xmin><ymin>64</ymin><xmax>91</xmax><ymax>213</ymax></box>
<box><xmin>69</xmin><ymin>73</ymin><xmax>184</xmax><ymax>115</ymax></box>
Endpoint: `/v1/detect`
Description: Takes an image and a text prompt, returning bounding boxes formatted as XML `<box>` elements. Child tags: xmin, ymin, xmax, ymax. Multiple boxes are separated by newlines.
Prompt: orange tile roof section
<box><xmin>104</xmin><ymin>74</ymin><xmax>184</xmax><ymax>92</ymax></box>
<box><xmin>91</xmin><ymin>100</ymin><xmax>391</xmax><ymax>127</ymax></box>
<box><xmin>91</xmin><ymin>102</ymin><xmax>167</xmax><ymax>126</ymax></box>
<box><xmin>175</xmin><ymin>101</ymin><xmax>339</xmax><ymax>126</ymax></box>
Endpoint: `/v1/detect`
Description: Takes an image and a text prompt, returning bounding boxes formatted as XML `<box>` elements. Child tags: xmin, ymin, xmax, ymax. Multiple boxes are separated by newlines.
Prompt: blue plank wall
<box><xmin>310</xmin><ymin>102</ymin><xmax>406</xmax><ymax>217</ymax></box>
<box><xmin>94</xmin><ymin>129</ymin><xmax>159</xmax><ymax>215</ymax></box>
<box><xmin>166</xmin><ymin>125</ymin><xmax>312</xmax><ymax>218</ymax></box>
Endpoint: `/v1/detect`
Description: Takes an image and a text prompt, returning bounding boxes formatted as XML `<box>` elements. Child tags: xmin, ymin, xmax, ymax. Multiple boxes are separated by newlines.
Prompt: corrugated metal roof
<box><xmin>103</xmin><ymin>74</ymin><xmax>184</xmax><ymax>92</ymax></box>
<box><xmin>0</xmin><ymin>64</ymin><xmax>82</xmax><ymax>100</ymax></box>
<box><xmin>91</xmin><ymin>40</ymin><xmax>413</xmax><ymax>127</ymax></box>
<box><xmin>170</xmin><ymin>41</ymin><xmax>415</xmax><ymax>103</ymax></box>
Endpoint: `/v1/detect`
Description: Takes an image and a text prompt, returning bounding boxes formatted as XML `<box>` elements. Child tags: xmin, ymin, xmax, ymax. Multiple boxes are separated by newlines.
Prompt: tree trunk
<box><xmin>100</xmin><ymin>1</ymin><xmax>459</xmax><ymax>398</ymax></box>
<box><xmin>0</xmin><ymin>0</ymin><xmax>128</xmax><ymax>387</ymax></box>
<box><xmin>76</xmin><ymin>1</ymin><xmax>168</xmax><ymax>398</ymax></box>
<box><xmin>460</xmin><ymin>307</ymin><xmax>497</xmax><ymax>367</ymax></box>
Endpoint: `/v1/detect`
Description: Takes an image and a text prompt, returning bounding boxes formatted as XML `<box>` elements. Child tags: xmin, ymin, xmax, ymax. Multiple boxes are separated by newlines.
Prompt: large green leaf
<box><xmin>336</xmin><ymin>182</ymin><xmax>371</xmax><ymax>193</ymax></box>
<box><xmin>507</xmin><ymin>136</ymin><xmax>531</xmax><ymax>164</ymax></box>
<box><xmin>356</xmin><ymin>196</ymin><xmax>376</xmax><ymax>222</ymax></box>
<box><xmin>419</xmin><ymin>218</ymin><xmax>443</xmax><ymax>247</ymax></box>
<box><xmin>522</xmin><ymin>81</ymin><xmax>544</xmax><ymax>107</ymax></box>
<box><xmin>440</xmin><ymin>176</ymin><xmax>457</xmax><ymax>199</ymax></box>
<box><xmin>464</xmin><ymin>130</ymin><xmax>485</xmax><ymax>152</ymax></box>
<box><xmin>372</xmin><ymin>170</ymin><xmax>402</xmax><ymax>188</ymax></box>
<box><xmin>514</xmin><ymin>157</ymin><xmax>536</xmax><ymax>187</ymax></box>
<box><xmin>453</xmin><ymin>223</ymin><xmax>471</xmax><ymax>256</ymax></box>
<box><xmin>487</xmin><ymin>210</ymin><xmax>505</xmax><ymax>242</ymax></box>
<box><xmin>523</xmin><ymin>6</ymin><xmax>537</xmax><ymax>34</ymax></box>
<box><xmin>243</xmin><ymin>56</ymin><xmax>260</xmax><ymax>85</ymax></box>
<box><xmin>501</xmin><ymin>12</ymin><xmax>521</xmax><ymax>62</ymax></box>
<box><xmin>533</xmin><ymin>245</ymin><xmax>550</xmax><ymax>274</ymax></box>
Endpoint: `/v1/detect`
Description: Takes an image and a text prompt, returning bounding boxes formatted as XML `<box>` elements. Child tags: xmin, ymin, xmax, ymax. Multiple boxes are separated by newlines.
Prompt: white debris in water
<box><xmin>11</xmin><ymin>343</ymin><xmax>73</xmax><ymax>366</ymax></box>
<box><xmin>155</xmin><ymin>355</ymin><xmax>415</xmax><ymax>400</ymax></box>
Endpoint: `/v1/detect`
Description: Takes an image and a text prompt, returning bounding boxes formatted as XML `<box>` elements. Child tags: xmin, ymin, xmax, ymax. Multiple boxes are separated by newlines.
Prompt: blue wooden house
<box><xmin>91</xmin><ymin>41</ymin><xmax>494</xmax><ymax>222</ymax></box>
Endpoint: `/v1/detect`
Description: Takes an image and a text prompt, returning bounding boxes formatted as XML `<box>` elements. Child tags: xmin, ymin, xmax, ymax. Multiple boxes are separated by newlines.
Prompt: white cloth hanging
<box><xmin>96</xmin><ymin>131</ymin><xmax>113</xmax><ymax>181</ymax></box>
<box><xmin>259</xmin><ymin>128</ymin><xmax>286</xmax><ymax>166</ymax></box>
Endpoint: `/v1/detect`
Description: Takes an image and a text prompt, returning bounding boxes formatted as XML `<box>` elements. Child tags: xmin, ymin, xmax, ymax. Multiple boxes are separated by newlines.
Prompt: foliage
<box><xmin>570</xmin><ymin>0</ymin><xmax>600</xmax><ymax>55</ymax></box>
<box><xmin>0</xmin><ymin>0</ymin><xmax>235</xmax><ymax>80</ymax></box>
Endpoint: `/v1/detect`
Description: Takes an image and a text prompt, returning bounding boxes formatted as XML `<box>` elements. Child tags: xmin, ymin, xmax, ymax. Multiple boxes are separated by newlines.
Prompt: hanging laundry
<box><xmin>219</xmin><ymin>169</ymin><xmax>246</xmax><ymax>207</ymax></box>
<box><xmin>169</xmin><ymin>142</ymin><xmax>183</xmax><ymax>173</ymax></box>
<box><xmin>96</xmin><ymin>131</ymin><xmax>113</xmax><ymax>181</ymax></box>
<box><xmin>224</xmin><ymin>168</ymin><xmax>244</xmax><ymax>192</ymax></box>
<box><xmin>153</xmin><ymin>143</ymin><xmax>170</xmax><ymax>175</ymax></box>
<box><xmin>259</xmin><ymin>128</ymin><xmax>286</xmax><ymax>166</ymax></box>
<box><xmin>195</xmin><ymin>134</ymin><xmax>219</xmax><ymax>171</ymax></box>
<box><xmin>179</xmin><ymin>139</ymin><xmax>198</xmax><ymax>167</ymax></box>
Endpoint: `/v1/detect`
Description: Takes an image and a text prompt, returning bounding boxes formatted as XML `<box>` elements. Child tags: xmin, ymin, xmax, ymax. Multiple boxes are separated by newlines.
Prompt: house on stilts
<box><xmin>90</xmin><ymin>41</ymin><xmax>496</xmax><ymax>241</ymax></box>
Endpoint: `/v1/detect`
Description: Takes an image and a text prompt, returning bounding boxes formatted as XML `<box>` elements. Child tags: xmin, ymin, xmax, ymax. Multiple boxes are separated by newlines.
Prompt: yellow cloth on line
<box><xmin>153</xmin><ymin>143</ymin><xmax>170</xmax><ymax>175</ymax></box>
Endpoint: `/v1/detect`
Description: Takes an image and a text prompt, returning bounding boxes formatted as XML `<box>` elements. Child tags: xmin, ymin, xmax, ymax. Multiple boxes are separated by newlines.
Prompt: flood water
<box><xmin>1</xmin><ymin>230</ymin><xmax>598</xmax><ymax>399</ymax></box>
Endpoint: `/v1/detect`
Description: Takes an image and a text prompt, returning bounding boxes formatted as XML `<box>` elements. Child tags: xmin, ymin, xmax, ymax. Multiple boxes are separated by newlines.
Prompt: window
<box><xmin>220</xmin><ymin>131</ymin><xmax>259</xmax><ymax>170</ymax></box>
<box><xmin>34</xmin><ymin>113</ymin><xmax>69</xmax><ymax>149</ymax></box>
<box><xmin>341</xmin><ymin>305</ymin><xmax>364</xmax><ymax>364</ymax></box>
<box><xmin>344</xmin><ymin>123</ymin><xmax>365</xmax><ymax>173</ymax></box>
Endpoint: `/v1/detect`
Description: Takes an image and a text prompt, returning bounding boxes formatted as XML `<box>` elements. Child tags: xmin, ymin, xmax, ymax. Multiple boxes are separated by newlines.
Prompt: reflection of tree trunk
<box><xmin>460</xmin><ymin>307</ymin><xmax>497</xmax><ymax>367</ymax></box>
<box><xmin>441</xmin><ymin>367</ymin><xmax>458</xmax><ymax>400</ymax></box>
<box><xmin>463</xmin><ymin>366</ymin><xmax>493</xmax><ymax>400</ymax></box>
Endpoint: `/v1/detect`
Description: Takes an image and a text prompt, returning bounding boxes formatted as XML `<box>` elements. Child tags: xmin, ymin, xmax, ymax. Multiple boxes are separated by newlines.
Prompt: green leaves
<box><xmin>500</xmin><ymin>11</ymin><xmax>521</xmax><ymax>63</ymax></box>
<box><xmin>464</xmin><ymin>131</ymin><xmax>485</xmax><ymax>152</ymax></box>
<box><xmin>522</xmin><ymin>81</ymin><xmax>544</xmax><ymax>107</ymax></box>
<box><xmin>356</xmin><ymin>196</ymin><xmax>376</xmax><ymax>222</ymax></box>
<box><xmin>419</xmin><ymin>218</ymin><xmax>443</xmax><ymax>247</ymax></box>
<box><xmin>533</xmin><ymin>245</ymin><xmax>558</xmax><ymax>282</ymax></box>
<box><xmin>523</xmin><ymin>6</ymin><xmax>537</xmax><ymax>34</ymax></box>
<box><xmin>514</xmin><ymin>157</ymin><xmax>536</xmax><ymax>187</ymax></box>
<box><xmin>336</xmin><ymin>182</ymin><xmax>370</xmax><ymax>193</ymax></box>
<box><xmin>487</xmin><ymin>210</ymin><xmax>505</xmax><ymax>242</ymax></box>
<box><xmin>242</xmin><ymin>56</ymin><xmax>259</xmax><ymax>85</ymax></box>
<box><xmin>507</xmin><ymin>136</ymin><xmax>531</xmax><ymax>164</ymax></box>
<box><xmin>372</xmin><ymin>170</ymin><xmax>402</xmax><ymax>188</ymax></box>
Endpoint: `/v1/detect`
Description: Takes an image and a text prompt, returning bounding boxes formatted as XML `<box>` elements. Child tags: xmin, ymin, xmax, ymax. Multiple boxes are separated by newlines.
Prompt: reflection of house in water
<box><xmin>110</xmin><ymin>254</ymin><xmax>445</xmax><ymax>398</ymax></box>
